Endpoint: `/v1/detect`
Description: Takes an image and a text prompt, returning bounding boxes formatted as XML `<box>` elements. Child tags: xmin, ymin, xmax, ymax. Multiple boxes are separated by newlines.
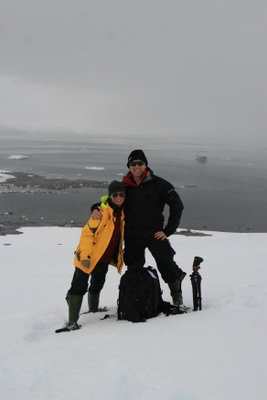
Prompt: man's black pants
<box><xmin>124</xmin><ymin>235</ymin><xmax>183</xmax><ymax>283</ymax></box>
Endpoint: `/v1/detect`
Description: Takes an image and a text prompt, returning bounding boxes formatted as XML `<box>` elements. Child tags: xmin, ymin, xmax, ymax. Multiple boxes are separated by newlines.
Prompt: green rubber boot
<box><xmin>168</xmin><ymin>272</ymin><xmax>186</xmax><ymax>306</ymax></box>
<box><xmin>67</xmin><ymin>294</ymin><xmax>83</xmax><ymax>323</ymax></box>
<box><xmin>88</xmin><ymin>292</ymin><xmax>100</xmax><ymax>313</ymax></box>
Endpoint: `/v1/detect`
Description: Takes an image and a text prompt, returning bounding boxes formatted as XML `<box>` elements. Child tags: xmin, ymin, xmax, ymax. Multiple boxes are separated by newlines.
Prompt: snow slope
<box><xmin>0</xmin><ymin>228</ymin><xmax>266</xmax><ymax>400</ymax></box>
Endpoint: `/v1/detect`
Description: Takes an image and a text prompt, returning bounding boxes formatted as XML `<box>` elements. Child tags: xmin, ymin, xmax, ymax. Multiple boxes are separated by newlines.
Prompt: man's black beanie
<box><xmin>127</xmin><ymin>149</ymin><xmax>148</xmax><ymax>168</ymax></box>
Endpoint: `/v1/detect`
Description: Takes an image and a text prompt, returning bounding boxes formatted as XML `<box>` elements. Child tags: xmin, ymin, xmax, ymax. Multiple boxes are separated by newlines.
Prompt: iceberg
<box><xmin>85</xmin><ymin>166</ymin><xmax>105</xmax><ymax>171</ymax></box>
<box><xmin>8</xmin><ymin>155</ymin><xmax>29</xmax><ymax>160</ymax></box>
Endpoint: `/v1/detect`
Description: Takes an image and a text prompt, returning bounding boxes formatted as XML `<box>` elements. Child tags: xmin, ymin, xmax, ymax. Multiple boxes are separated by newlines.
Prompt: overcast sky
<box><xmin>0</xmin><ymin>0</ymin><xmax>266</xmax><ymax>141</ymax></box>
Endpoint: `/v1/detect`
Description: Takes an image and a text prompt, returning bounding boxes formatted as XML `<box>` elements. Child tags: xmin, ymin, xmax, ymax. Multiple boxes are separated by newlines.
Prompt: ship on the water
<box><xmin>195</xmin><ymin>151</ymin><xmax>207</xmax><ymax>163</ymax></box>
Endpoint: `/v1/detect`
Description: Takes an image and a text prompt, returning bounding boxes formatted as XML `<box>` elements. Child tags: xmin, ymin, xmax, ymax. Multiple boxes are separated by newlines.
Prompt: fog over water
<box><xmin>0</xmin><ymin>129</ymin><xmax>266</xmax><ymax>233</ymax></box>
<box><xmin>1</xmin><ymin>0</ymin><xmax>266</xmax><ymax>236</ymax></box>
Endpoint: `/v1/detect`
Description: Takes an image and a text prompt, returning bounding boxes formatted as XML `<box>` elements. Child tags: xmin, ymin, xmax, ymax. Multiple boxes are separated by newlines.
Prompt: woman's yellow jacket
<box><xmin>74</xmin><ymin>197</ymin><xmax>125</xmax><ymax>275</ymax></box>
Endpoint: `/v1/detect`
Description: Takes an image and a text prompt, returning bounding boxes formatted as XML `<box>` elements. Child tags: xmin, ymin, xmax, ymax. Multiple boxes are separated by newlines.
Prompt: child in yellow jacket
<box><xmin>62</xmin><ymin>180</ymin><xmax>125</xmax><ymax>331</ymax></box>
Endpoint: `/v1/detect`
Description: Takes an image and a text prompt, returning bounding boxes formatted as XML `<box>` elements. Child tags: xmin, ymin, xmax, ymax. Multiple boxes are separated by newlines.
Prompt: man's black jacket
<box><xmin>91</xmin><ymin>169</ymin><xmax>184</xmax><ymax>240</ymax></box>
<box><xmin>123</xmin><ymin>169</ymin><xmax>184</xmax><ymax>240</ymax></box>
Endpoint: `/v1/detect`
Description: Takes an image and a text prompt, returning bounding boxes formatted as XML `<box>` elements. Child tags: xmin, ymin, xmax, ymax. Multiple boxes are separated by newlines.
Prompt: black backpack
<box><xmin>117</xmin><ymin>266</ymin><xmax>186</xmax><ymax>322</ymax></box>
<box><xmin>117</xmin><ymin>266</ymin><xmax>165</xmax><ymax>322</ymax></box>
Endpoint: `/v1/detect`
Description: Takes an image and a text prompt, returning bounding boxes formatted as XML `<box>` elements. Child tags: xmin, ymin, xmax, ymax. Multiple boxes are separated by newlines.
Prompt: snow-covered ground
<box><xmin>0</xmin><ymin>170</ymin><xmax>15</xmax><ymax>184</ymax></box>
<box><xmin>0</xmin><ymin>227</ymin><xmax>266</xmax><ymax>400</ymax></box>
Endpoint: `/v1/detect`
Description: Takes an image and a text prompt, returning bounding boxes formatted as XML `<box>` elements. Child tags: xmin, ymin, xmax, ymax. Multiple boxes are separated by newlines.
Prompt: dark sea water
<box><xmin>0</xmin><ymin>130</ymin><xmax>266</xmax><ymax>232</ymax></box>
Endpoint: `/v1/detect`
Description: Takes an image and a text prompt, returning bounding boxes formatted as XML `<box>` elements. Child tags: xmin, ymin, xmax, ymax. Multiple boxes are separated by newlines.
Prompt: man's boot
<box><xmin>168</xmin><ymin>271</ymin><xmax>187</xmax><ymax>306</ymax></box>
<box><xmin>66</xmin><ymin>294</ymin><xmax>83</xmax><ymax>330</ymax></box>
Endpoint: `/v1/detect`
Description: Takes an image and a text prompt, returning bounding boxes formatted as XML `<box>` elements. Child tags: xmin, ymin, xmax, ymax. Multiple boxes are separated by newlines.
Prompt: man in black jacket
<box><xmin>92</xmin><ymin>149</ymin><xmax>186</xmax><ymax>309</ymax></box>
<box><xmin>123</xmin><ymin>149</ymin><xmax>186</xmax><ymax>309</ymax></box>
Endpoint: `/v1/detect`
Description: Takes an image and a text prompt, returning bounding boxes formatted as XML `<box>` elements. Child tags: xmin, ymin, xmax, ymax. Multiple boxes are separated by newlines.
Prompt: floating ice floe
<box><xmin>85</xmin><ymin>166</ymin><xmax>105</xmax><ymax>171</ymax></box>
<box><xmin>8</xmin><ymin>155</ymin><xmax>29</xmax><ymax>160</ymax></box>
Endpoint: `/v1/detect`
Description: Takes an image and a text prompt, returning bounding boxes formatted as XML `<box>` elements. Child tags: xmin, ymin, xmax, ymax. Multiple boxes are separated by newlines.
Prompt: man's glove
<box><xmin>81</xmin><ymin>258</ymin><xmax>91</xmax><ymax>268</ymax></box>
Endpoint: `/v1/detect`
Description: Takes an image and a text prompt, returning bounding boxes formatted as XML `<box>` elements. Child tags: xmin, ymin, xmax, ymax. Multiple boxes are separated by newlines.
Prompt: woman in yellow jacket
<box><xmin>63</xmin><ymin>181</ymin><xmax>125</xmax><ymax>331</ymax></box>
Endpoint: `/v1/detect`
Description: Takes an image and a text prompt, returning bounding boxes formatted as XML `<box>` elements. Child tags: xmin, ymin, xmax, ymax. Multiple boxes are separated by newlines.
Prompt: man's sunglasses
<box><xmin>129</xmin><ymin>161</ymin><xmax>145</xmax><ymax>167</ymax></box>
<box><xmin>111</xmin><ymin>192</ymin><xmax>125</xmax><ymax>198</ymax></box>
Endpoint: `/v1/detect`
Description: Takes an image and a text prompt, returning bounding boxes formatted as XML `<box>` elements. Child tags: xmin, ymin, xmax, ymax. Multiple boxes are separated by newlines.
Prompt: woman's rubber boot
<box><xmin>68</xmin><ymin>294</ymin><xmax>83</xmax><ymax>329</ymax></box>
<box><xmin>88</xmin><ymin>291</ymin><xmax>100</xmax><ymax>313</ymax></box>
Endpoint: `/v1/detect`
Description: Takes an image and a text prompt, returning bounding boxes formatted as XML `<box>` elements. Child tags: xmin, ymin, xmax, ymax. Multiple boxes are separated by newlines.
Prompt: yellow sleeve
<box><xmin>76</xmin><ymin>220</ymin><xmax>95</xmax><ymax>260</ymax></box>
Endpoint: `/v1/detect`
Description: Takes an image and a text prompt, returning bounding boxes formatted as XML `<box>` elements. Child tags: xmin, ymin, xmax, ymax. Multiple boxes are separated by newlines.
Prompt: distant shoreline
<box><xmin>1</xmin><ymin>171</ymin><xmax>266</xmax><ymax>236</ymax></box>
<box><xmin>0</xmin><ymin>170</ymin><xmax>110</xmax><ymax>190</ymax></box>
<box><xmin>0</xmin><ymin>171</ymin><xmax>109</xmax><ymax>236</ymax></box>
